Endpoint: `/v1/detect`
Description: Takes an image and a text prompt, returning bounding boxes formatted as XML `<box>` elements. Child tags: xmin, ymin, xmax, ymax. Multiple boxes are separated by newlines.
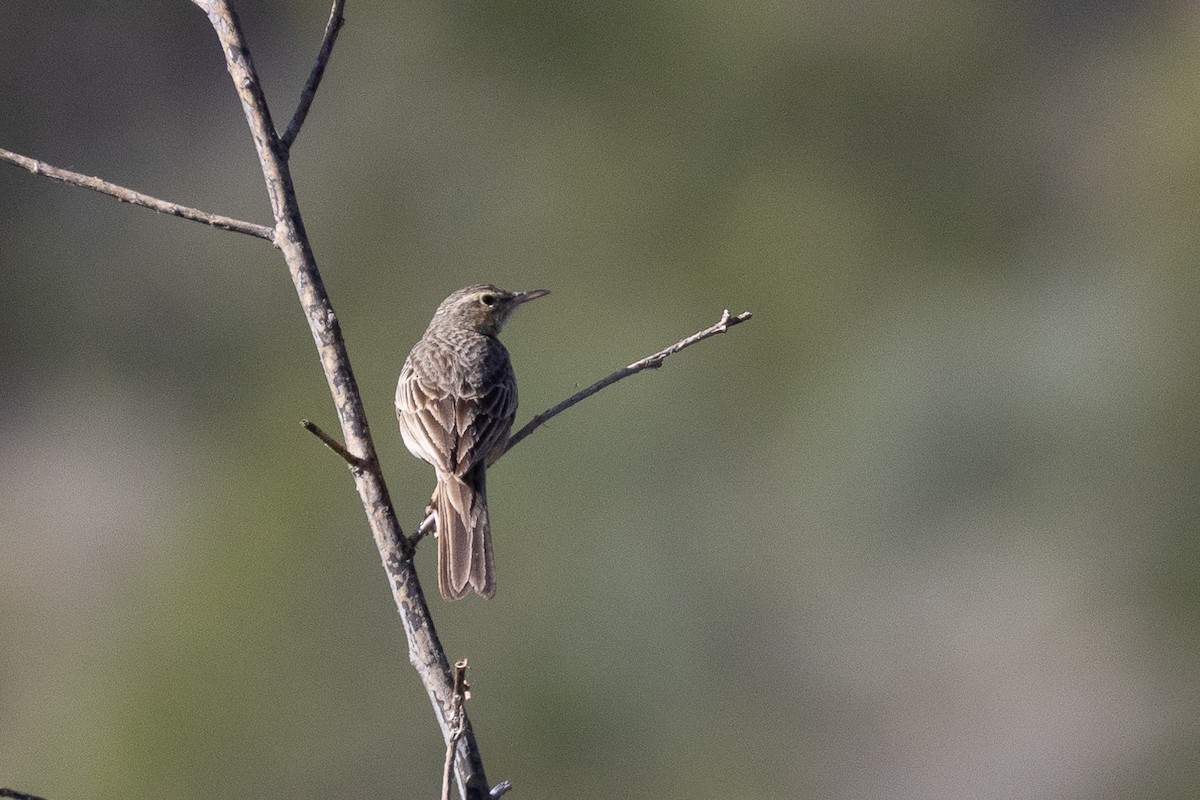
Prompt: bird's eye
<box><xmin>480</xmin><ymin>294</ymin><xmax>496</xmax><ymax>306</ymax></box>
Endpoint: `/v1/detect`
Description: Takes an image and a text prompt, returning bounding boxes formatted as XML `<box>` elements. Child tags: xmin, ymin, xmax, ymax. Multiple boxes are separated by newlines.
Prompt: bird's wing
<box><xmin>453</xmin><ymin>376</ymin><xmax>517</xmax><ymax>474</ymax></box>
<box><xmin>397</xmin><ymin>360</ymin><xmax>516</xmax><ymax>475</ymax></box>
<box><xmin>397</xmin><ymin>361</ymin><xmax>458</xmax><ymax>471</ymax></box>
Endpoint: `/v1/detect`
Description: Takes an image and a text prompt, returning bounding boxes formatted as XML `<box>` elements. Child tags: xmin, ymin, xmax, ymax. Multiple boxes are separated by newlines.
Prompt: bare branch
<box><xmin>281</xmin><ymin>0</ymin><xmax>346</xmax><ymax>151</ymax></box>
<box><xmin>302</xmin><ymin>419</ymin><xmax>368</xmax><ymax>470</ymax></box>
<box><xmin>0</xmin><ymin>147</ymin><xmax>275</xmax><ymax>241</ymax></box>
<box><xmin>8</xmin><ymin>6</ymin><xmax>753</xmax><ymax>798</ymax></box>
<box><xmin>192</xmin><ymin>2</ymin><xmax>491</xmax><ymax>797</ymax></box>
<box><xmin>497</xmin><ymin>309</ymin><xmax>752</xmax><ymax>460</ymax></box>
<box><xmin>409</xmin><ymin>310</ymin><xmax>751</xmax><ymax>551</ymax></box>
<box><xmin>1</xmin><ymin>790</ymin><xmax>50</xmax><ymax>800</ymax></box>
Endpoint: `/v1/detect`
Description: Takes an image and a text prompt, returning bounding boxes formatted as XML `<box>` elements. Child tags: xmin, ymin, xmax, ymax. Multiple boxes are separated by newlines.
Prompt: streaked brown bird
<box><xmin>396</xmin><ymin>284</ymin><xmax>549</xmax><ymax>600</ymax></box>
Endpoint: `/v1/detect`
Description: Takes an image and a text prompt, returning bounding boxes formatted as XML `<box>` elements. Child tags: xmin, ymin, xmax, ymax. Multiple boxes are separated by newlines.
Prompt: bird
<box><xmin>396</xmin><ymin>284</ymin><xmax>549</xmax><ymax>600</ymax></box>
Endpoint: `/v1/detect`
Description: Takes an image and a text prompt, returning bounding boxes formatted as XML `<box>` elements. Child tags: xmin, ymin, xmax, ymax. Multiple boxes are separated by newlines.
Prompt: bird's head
<box><xmin>433</xmin><ymin>284</ymin><xmax>550</xmax><ymax>336</ymax></box>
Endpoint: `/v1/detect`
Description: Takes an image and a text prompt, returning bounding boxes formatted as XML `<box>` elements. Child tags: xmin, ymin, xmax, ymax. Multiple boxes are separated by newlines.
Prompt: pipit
<box><xmin>396</xmin><ymin>284</ymin><xmax>549</xmax><ymax>600</ymax></box>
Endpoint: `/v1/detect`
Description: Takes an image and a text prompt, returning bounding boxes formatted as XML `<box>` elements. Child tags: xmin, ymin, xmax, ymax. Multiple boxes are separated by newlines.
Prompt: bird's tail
<box><xmin>434</xmin><ymin>465</ymin><xmax>495</xmax><ymax>600</ymax></box>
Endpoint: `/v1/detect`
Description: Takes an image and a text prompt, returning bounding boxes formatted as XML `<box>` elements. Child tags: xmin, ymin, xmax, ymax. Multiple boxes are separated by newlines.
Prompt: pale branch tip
<box><xmin>495</xmin><ymin>308</ymin><xmax>752</xmax><ymax>461</ymax></box>
<box><xmin>0</xmin><ymin>147</ymin><xmax>275</xmax><ymax>241</ymax></box>
<box><xmin>626</xmin><ymin>309</ymin><xmax>751</xmax><ymax>371</ymax></box>
<box><xmin>281</xmin><ymin>0</ymin><xmax>346</xmax><ymax>151</ymax></box>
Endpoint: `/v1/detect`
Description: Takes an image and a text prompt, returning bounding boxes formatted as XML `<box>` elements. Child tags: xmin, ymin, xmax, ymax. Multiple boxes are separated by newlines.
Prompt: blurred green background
<box><xmin>2</xmin><ymin>1</ymin><xmax>1198</xmax><ymax>798</ymax></box>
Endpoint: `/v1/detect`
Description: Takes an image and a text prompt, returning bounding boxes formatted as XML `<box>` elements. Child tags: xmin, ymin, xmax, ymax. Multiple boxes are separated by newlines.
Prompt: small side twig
<box><xmin>409</xmin><ymin>510</ymin><xmax>436</xmax><ymax>548</ymax></box>
<box><xmin>302</xmin><ymin>419</ymin><xmax>367</xmax><ymax>470</ymax></box>
<box><xmin>0</xmin><ymin>148</ymin><xmax>275</xmax><ymax>241</ymax></box>
<box><xmin>281</xmin><ymin>0</ymin><xmax>346</xmax><ymax>151</ymax></box>
<box><xmin>496</xmin><ymin>308</ymin><xmax>752</xmax><ymax>461</ymax></box>
<box><xmin>441</xmin><ymin>659</ymin><xmax>471</xmax><ymax>800</ymax></box>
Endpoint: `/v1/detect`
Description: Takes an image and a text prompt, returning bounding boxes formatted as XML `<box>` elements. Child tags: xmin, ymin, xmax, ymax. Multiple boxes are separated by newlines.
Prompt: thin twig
<box><xmin>441</xmin><ymin>659</ymin><xmax>471</xmax><ymax>800</ymax></box>
<box><xmin>409</xmin><ymin>510</ymin><xmax>436</xmax><ymax>548</ymax></box>
<box><xmin>497</xmin><ymin>309</ymin><xmax>752</xmax><ymax>461</ymax></box>
<box><xmin>301</xmin><ymin>419</ymin><xmax>367</xmax><ymax>469</ymax></box>
<box><xmin>281</xmin><ymin>0</ymin><xmax>346</xmax><ymax>151</ymax></box>
<box><xmin>0</xmin><ymin>148</ymin><xmax>275</xmax><ymax>241</ymax></box>
<box><xmin>409</xmin><ymin>309</ymin><xmax>752</xmax><ymax>551</ymax></box>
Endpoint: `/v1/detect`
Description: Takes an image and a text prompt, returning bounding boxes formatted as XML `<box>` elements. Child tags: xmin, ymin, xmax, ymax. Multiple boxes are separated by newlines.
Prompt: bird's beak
<box><xmin>512</xmin><ymin>289</ymin><xmax>550</xmax><ymax>305</ymax></box>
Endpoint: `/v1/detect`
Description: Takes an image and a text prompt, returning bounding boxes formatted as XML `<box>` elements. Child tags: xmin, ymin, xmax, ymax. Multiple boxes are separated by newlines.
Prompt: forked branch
<box><xmin>282</xmin><ymin>0</ymin><xmax>346</xmax><ymax>150</ymax></box>
<box><xmin>189</xmin><ymin>1</ymin><xmax>491</xmax><ymax>796</ymax></box>
<box><xmin>4</xmin><ymin>4</ymin><xmax>752</xmax><ymax>799</ymax></box>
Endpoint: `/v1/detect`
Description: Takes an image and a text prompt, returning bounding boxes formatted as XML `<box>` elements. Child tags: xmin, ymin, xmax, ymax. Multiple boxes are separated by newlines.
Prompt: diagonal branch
<box><xmin>281</xmin><ymin>0</ymin><xmax>346</xmax><ymax>151</ymax></box>
<box><xmin>191</xmin><ymin>2</ymin><xmax>491</xmax><ymax>798</ymax></box>
<box><xmin>0</xmin><ymin>147</ymin><xmax>275</xmax><ymax>241</ymax></box>
<box><xmin>402</xmin><ymin>309</ymin><xmax>753</xmax><ymax>549</ymax></box>
<box><xmin>7</xmin><ymin>6</ymin><xmax>752</xmax><ymax>798</ymax></box>
<box><xmin>0</xmin><ymin>790</ymin><xmax>50</xmax><ymax>800</ymax></box>
<box><xmin>497</xmin><ymin>309</ymin><xmax>752</xmax><ymax>461</ymax></box>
